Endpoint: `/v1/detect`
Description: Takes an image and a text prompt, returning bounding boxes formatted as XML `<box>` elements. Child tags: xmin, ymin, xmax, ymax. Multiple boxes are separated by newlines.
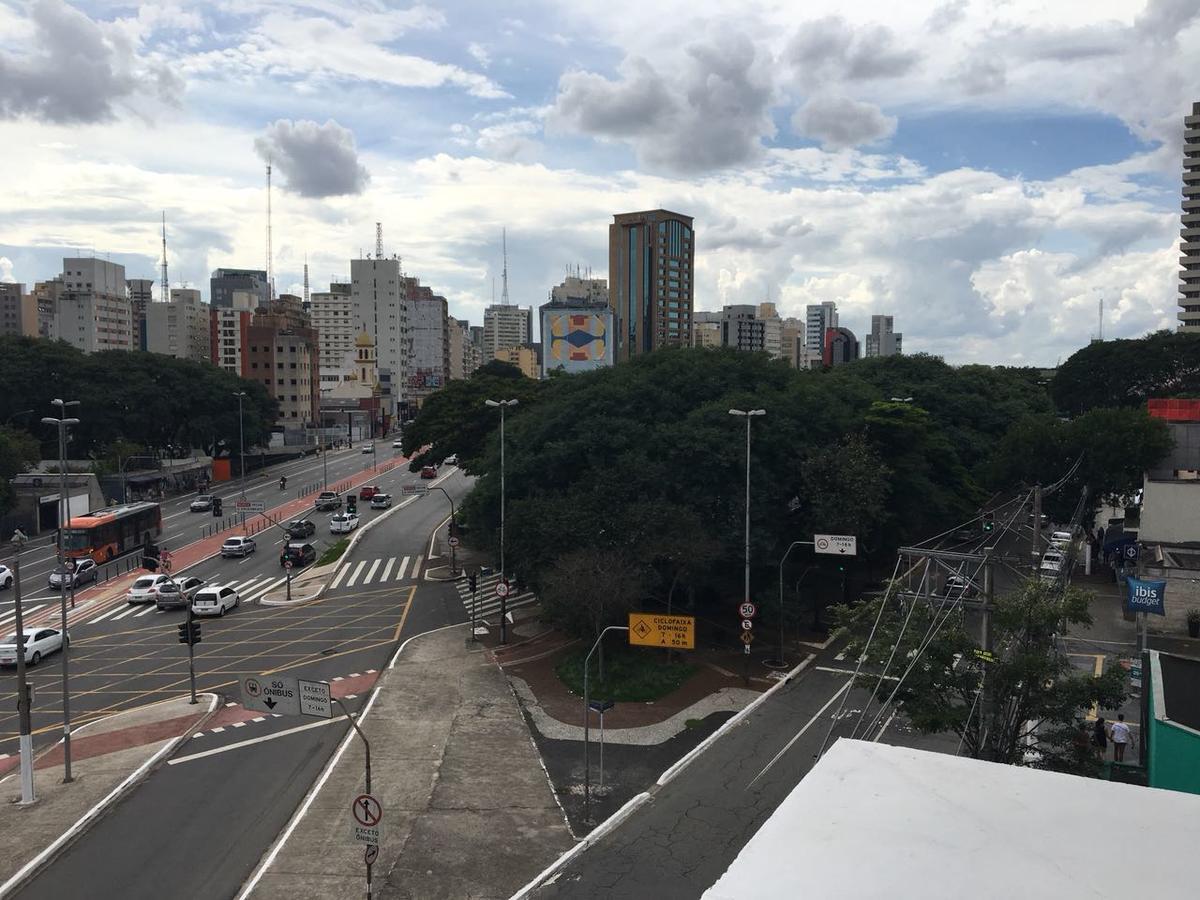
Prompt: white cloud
<box><xmin>468</xmin><ymin>42</ymin><xmax>492</xmax><ymax>68</ymax></box>
<box><xmin>0</xmin><ymin>257</ymin><xmax>14</xmax><ymax>282</ymax></box>
<box><xmin>791</xmin><ymin>95</ymin><xmax>897</xmax><ymax>150</ymax></box>
<box><xmin>255</xmin><ymin>119</ymin><xmax>370</xmax><ymax>198</ymax></box>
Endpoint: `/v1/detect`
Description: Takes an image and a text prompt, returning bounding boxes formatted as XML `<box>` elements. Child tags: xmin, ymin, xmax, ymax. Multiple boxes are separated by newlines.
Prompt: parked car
<box><xmin>156</xmin><ymin>576</ymin><xmax>206</xmax><ymax>610</ymax></box>
<box><xmin>48</xmin><ymin>558</ymin><xmax>98</xmax><ymax>589</ymax></box>
<box><xmin>1041</xmin><ymin>549</ymin><xmax>1065</xmax><ymax>568</ymax></box>
<box><xmin>220</xmin><ymin>536</ymin><xmax>257</xmax><ymax>558</ymax></box>
<box><xmin>392</xmin><ymin>439</ymin><xmax>403</xmax><ymax>449</ymax></box>
<box><xmin>944</xmin><ymin>574</ymin><xmax>976</xmax><ymax>598</ymax></box>
<box><xmin>359</xmin><ymin>485</ymin><xmax>382</xmax><ymax>500</ymax></box>
<box><xmin>0</xmin><ymin>564</ymin><xmax>11</xmax><ymax>590</ymax></box>
<box><xmin>361</xmin><ymin>443</ymin><xmax>374</xmax><ymax>454</ymax></box>
<box><xmin>329</xmin><ymin>512</ymin><xmax>360</xmax><ymax>534</ymax></box>
<box><xmin>189</xmin><ymin>494</ymin><xmax>214</xmax><ymax>512</ymax></box>
<box><xmin>127</xmin><ymin>573</ymin><xmax>174</xmax><ymax>604</ymax></box>
<box><xmin>285</xmin><ymin>519</ymin><xmax>316</xmax><ymax>539</ymax></box>
<box><xmin>1038</xmin><ymin>561</ymin><xmax>1063</xmax><ymax>583</ymax></box>
<box><xmin>191</xmin><ymin>585</ymin><xmax>239</xmax><ymax>617</ymax></box>
<box><xmin>443</xmin><ymin>454</ymin><xmax>459</xmax><ymax>466</ymax></box>
<box><xmin>420</xmin><ymin>465</ymin><xmax>437</xmax><ymax>479</ymax></box>
<box><xmin>0</xmin><ymin>628</ymin><xmax>68</xmax><ymax>667</ymax></box>
<box><xmin>281</xmin><ymin>542</ymin><xmax>317</xmax><ymax>567</ymax></box>
<box><xmin>315</xmin><ymin>491</ymin><xmax>342</xmax><ymax>511</ymax></box>
<box><xmin>369</xmin><ymin>493</ymin><xmax>392</xmax><ymax>509</ymax></box>
<box><xmin>1050</xmin><ymin>530</ymin><xmax>1074</xmax><ymax>544</ymax></box>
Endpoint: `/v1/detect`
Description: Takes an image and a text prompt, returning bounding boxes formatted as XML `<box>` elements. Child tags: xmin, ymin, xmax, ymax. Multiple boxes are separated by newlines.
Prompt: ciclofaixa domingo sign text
<box><xmin>1126</xmin><ymin>578</ymin><xmax>1167</xmax><ymax>616</ymax></box>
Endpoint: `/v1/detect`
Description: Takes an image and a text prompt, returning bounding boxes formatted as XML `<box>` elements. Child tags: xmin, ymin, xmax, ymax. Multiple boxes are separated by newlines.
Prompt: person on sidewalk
<box><xmin>1111</xmin><ymin>713</ymin><xmax>1131</xmax><ymax>763</ymax></box>
<box><xmin>1092</xmin><ymin>717</ymin><xmax>1108</xmax><ymax>759</ymax></box>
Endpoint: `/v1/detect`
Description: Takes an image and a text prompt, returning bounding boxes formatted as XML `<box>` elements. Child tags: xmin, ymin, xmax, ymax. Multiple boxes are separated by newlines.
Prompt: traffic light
<box><xmin>347</xmin><ymin>495</ymin><xmax>357</xmax><ymax>513</ymax></box>
<box><xmin>982</xmin><ymin>512</ymin><xmax>994</xmax><ymax>533</ymax></box>
<box><xmin>468</xmin><ymin>573</ymin><xmax>477</xmax><ymax>592</ymax></box>
<box><xmin>177</xmin><ymin>621</ymin><xmax>201</xmax><ymax>645</ymax></box>
<box><xmin>212</xmin><ymin>497</ymin><xmax>223</xmax><ymax>517</ymax></box>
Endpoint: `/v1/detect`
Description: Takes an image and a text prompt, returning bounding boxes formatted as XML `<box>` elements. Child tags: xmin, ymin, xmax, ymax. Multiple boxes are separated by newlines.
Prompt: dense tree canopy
<box><xmin>0</xmin><ymin>426</ymin><xmax>41</xmax><ymax>515</ymax></box>
<box><xmin>0</xmin><ymin>337</ymin><xmax>277</xmax><ymax>460</ymax></box>
<box><xmin>1049</xmin><ymin>331</ymin><xmax>1200</xmax><ymax>415</ymax></box>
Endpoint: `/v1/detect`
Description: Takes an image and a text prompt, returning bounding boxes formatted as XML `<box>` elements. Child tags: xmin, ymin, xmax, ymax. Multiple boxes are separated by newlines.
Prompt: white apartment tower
<box><xmin>757</xmin><ymin>301</ymin><xmax>783</xmax><ymax>359</ymax></box>
<box><xmin>1180</xmin><ymin>100</ymin><xmax>1200</xmax><ymax>332</ymax></box>
<box><xmin>805</xmin><ymin>301</ymin><xmax>838</xmax><ymax>352</ymax></box>
<box><xmin>483</xmin><ymin>304</ymin><xmax>532</xmax><ymax>356</ymax></box>
<box><xmin>311</xmin><ymin>281</ymin><xmax>354</xmax><ymax>389</ymax></box>
<box><xmin>350</xmin><ymin>257</ymin><xmax>409</xmax><ymax>414</ymax></box>
<box><xmin>146</xmin><ymin>288</ymin><xmax>211</xmax><ymax>362</ymax></box>
<box><xmin>55</xmin><ymin>257</ymin><xmax>132</xmax><ymax>352</ymax></box>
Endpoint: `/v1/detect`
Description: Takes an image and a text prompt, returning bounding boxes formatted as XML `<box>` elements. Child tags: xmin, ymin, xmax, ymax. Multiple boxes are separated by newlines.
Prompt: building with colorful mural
<box><xmin>540</xmin><ymin>300</ymin><xmax>614</xmax><ymax>377</ymax></box>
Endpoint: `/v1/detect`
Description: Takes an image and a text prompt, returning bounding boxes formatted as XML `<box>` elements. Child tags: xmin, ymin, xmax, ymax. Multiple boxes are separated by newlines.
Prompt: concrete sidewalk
<box><xmin>244</xmin><ymin>625</ymin><xmax>575</xmax><ymax>900</ymax></box>
<box><xmin>0</xmin><ymin>693</ymin><xmax>217</xmax><ymax>895</ymax></box>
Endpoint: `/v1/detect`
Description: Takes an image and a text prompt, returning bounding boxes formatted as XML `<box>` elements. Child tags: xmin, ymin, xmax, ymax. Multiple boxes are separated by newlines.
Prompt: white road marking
<box><xmin>379</xmin><ymin>557</ymin><xmax>395</xmax><ymax>581</ymax></box>
<box><xmin>109</xmin><ymin>605</ymin><xmax>143</xmax><ymax>622</ymax></box>
<box><xmin>0</xmin><ymin>604</ymin><xmax>44</xmax><ymax>629</ymax></box>
<box><xmin>345</xmin><ymin>560</ymin><xmax>367</xmax><ymax>587</ymax></box>
<box><xmin>395</xmin><ymin>556</ymin><xmax>410</xmax><ymax>580</ymax></box>
<box><xmin>362</xmin><ymin>559</ymin><xmax>381</xmax><ymax>584</ymax></box>
<box><xmin>168</xmin><ymin>716</ymin><xmax>341</xmax><ymax>766</ymax></box>
<box><xmin>328</xmin><ymin>564</ymin><xmax>349</xmax><ymax>590</ymax></box>
<box><xmin>211</xmin><ymin>726</ymin><xmax>225</xmax><ymax>733</ymax></box>
<box><xmin>83</xmin><ymin>604</ymin><xmax>125</xmax><ymax>625</ymax></box>
<box><xmin>241</xmin><ymin>578</ymin><xmax>285</xmax><ymax>603</ymax></box>
<box><xmin>411</xmin><ymin>555</ymin><xmax>422</xmax><ymax>579</ymax></box>
<box><xmin>133</xmin><ymin>605</ymin><xmax>157</xmax><ymax>618</ymax></box>
<box><xmin>252</xmin><ymin>716</ymin><xmax>265</xmax><ymax>723</ymax></box>
<box><xmin>231</xmin><ymin>721</ymin><xmax>246</xmax><ymax>728</ymax></box>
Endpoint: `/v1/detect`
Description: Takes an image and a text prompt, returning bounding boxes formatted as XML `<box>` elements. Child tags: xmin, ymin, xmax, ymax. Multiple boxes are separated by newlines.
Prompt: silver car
<box><xmin>49</xmin><ymin>558</ymin><xmax>99</xmax><ymax>589</ymax></box>
<box><xmin>156</xmin><ymin>576</ymin><xmax>206</xmax><ymax>611</ymax></box>
<box><xmin>220</xmin><ymin>536</ymin><xmax>256</xmax><ymax>558</ymax></box>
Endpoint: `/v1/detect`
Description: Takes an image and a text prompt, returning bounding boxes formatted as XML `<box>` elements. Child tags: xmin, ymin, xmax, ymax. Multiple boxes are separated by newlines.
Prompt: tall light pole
<box><xmin>232</xmin><ymin>391</ymin><xmax>247</xmax><ymax>498</ymax></box>
<box><xmin>485</xmin><ymin>398</ymin><xmax>519</xmax><ymax>644</ymax></box>
<box><xmin>42</xmin><ymin>398</ymin><xmax>79</xmax><ymax>783</ymax></box>
<box><xmin>729</xmin><ymin>408</ymin><xmax>765</xmax><ymax>673</ymax></box>
<box><xmin>9</xmin><ymin>528</ymin><xmax>34</xmax><ymax>803</ymax></box>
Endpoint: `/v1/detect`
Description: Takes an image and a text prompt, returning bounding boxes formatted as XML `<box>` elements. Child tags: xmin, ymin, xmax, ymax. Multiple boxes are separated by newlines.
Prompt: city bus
<box><xmin>61</xmin><ymin>502</ymin><xmax>164</xmax><ymax>563</ymax></box>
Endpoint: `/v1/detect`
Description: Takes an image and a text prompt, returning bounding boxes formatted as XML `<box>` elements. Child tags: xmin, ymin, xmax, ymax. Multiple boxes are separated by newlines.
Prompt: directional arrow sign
<box><xmin>240</xmin><ymin>676</ymin><xmax>305</xmax><ymax>717</ymax></box>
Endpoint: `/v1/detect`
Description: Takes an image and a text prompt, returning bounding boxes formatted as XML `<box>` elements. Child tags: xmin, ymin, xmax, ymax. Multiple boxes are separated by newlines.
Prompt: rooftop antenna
<box><xmin>266</xmin><ymin>158</ymin><xmax>274</xmax><ymax>299</ymax></box>
<box><xmin>492</xmin><ymin>276</ymin><xmax>496</xmax><ymax>305</ymax></box>
<box><xmin>501</xmin><ymin>227</ymin><xmax>510</xmax><ymax>306</ymax></box>
<box><xmin>303</xmin><ymin>254</ymin><xmax>309</xmax><ymax>307</ymax></box>
<box><xmin>375</xmin><ymin>222</ymin><xmax>383</xmax><ymax>259</ymax></box>
<box><xmin>160</xmin><ymin>211</ymin><xmax>168</xmax><ymax>303</ymax></box>
<box><xmin>1098</xmin><ymin>295</ymin><xmax>1104</xmax><ymax>341</ymax></box>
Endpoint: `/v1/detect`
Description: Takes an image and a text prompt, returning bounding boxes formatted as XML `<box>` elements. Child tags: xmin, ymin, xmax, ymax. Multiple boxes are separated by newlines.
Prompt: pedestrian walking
<box><xmin>1092</xmin><ymin>717</ymin><xmax>1108</xmax><ymax>759</ymax></box>
<box><xmin>1111</xmin><ymin>713</ymin><xmax>1131</xmax><ymax>763</ymax></box>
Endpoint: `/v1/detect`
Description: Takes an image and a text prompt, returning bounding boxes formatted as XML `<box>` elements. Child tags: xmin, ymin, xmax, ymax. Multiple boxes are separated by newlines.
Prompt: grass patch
<box><xmin>317</xmin><ymin>538</ymin><xmax>350</xmax><ymax>567</ymax></box>
<box><xmin>556</xmin><ymin>647</ymin><xmax>696</xmax><ymax>703</ymax></box>
<box><xmin>685</xmin><ymin>718</ymin><xmax>703</xmax><ymax>730</ymax></box>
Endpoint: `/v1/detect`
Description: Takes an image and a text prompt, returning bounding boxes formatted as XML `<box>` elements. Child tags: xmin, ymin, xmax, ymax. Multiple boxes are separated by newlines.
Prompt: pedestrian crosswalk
<box><xmin>328</xmin><ymin>554</ymin><xmax>423</xmax><ymax>591</ymax></box>
<box><xmin>0</xmin><ymin>603</ymin><xmax>47</xmax><ymax>635</ymax></box>
<box><xmin>78</xmin><ymin>575</ymin><xmax>289</xmax><ymax>626</ymax></box>
<box><xmin>455</xmin><ymin>571</ymin><xmax>538</xmax><ymax>625</ymax></box>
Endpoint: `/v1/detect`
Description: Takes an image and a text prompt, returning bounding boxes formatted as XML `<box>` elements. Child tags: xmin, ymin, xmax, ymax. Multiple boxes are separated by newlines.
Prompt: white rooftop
<box><xmin>704</xmin><ymin>739</ymin><xmax>1200</xmax><ymax>900</ymax></box>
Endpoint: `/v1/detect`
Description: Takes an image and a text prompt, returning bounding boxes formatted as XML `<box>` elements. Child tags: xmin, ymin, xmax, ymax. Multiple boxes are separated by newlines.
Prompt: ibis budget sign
<box><xmin>1125</xmin><ymin>578</ymin><xmax>1166</xmax><ymax>616</ymax></box>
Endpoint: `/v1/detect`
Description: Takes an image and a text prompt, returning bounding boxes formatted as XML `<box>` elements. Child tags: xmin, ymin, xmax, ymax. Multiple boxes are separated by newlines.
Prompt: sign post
<box><xmin>285</xmin><ymin>559</ymin><xmax>293</xmax><ymax>603</ymax></box>
<box><xmin>334</xmin><ymin>696</ymin><xmax>375</xmax><ymax>900</ymax></box>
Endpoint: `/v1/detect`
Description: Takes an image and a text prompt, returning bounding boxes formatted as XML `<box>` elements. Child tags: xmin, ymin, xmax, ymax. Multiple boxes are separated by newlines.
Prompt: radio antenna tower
<box><xmin>160</xmin><ymin>211</ymin><xmax>169</xmax><ymax>302</ymax></box>
<box><xmin>265</xmin><ymin>159</ymin><xmax>274</xmax><ymax>298</ymax></box>
<box><xmin>501</xmin><ymin>227</ymin><xmax>510</xmax><ymax>306</ymax></box>
<box><xmin>375</xmin><ymin>222</ymin><xmax>383</xmax><ymax>259</ymax></box>
<box><xmin>303</xmin><ymin>254</ymin><xmax>310</xmax><ymax>307</ymax></box>
<box><xmin>1098</xmin><ymin>295</ymin><xmax>1104</xmax><ymax>341</ymax></box>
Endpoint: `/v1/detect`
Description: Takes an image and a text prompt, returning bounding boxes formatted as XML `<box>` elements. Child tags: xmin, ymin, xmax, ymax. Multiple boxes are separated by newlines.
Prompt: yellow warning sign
<box><xmin>628</xmin><ymin>613</ymin><xmax>695</xmax><ymax>650</ymax></box>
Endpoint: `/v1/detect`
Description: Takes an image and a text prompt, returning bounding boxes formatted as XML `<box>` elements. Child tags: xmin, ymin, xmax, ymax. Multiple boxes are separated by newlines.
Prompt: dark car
<box><xmin>281</xmin><ymin>542</ymin><xmax>316</xmax><ymax>567</ymax></box>
<box><xmin>420</xmin><ymin>465</ymin><xmax>437</xmax><ymax>479</ymax></box>
<box><xmin>314</xmin><ymin>491</ymin><xmax>342</xmax><ymax>511</ymax></box>
<box><xmin>285</xmin><ymin>519</ymin><xmax>316</xmax><ymax>539</ymax></box>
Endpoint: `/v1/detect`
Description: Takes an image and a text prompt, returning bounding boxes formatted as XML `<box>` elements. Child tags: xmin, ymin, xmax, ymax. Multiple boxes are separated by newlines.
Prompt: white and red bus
<box><xmin>61</xmin><ymin>502</ymin><xmax>163</xmax><ymax>563</ymax></box>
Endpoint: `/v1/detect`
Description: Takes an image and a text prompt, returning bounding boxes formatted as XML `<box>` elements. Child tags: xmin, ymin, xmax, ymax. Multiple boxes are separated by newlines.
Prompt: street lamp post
<box><xmin>485</xmin><ymin>398</ymin><xmax>519</xmax><ymax>644</ymax></box>
<box><xmin>771</xmin><ymin>541</ymin><xmax>813</xmax><ymax>669</ymax></box>
<box><xmin>9</xmin><ymin>528</ymin><xmax>34</xmax><ymax>803</ymax></box>
<box><xmin>232</xmin><ymin>391</ymin><xmax>247</xmax><ymax>498</ymax></box>
<box><xmin>43</xmin><ymin>398</ymin><xmax>80</xmax><ymax>783</ymax></box>
<box><xmin>729</xmin><ymin>408</ymin><xmax>765</xmax><ymax>682</ymax></box>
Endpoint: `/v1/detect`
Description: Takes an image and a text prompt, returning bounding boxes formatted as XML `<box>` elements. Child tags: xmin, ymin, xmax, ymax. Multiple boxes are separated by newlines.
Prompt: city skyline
<box><xmin>0</xmin><ymin>1</ymin><xmax>1197</xmax><ymax>366</ymax></box>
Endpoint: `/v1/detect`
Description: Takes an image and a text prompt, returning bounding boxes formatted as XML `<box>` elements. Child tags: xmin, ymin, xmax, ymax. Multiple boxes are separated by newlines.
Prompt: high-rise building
<box><xmin>721</xmin><ymin>305</ymin><xmax>766</xmax><ymax>352</ymax></box>
<box><xmin>806</xmin><ymin>302</ymin><xmax>838</xmax><ymax>352</ymax></box>
<box><xmin>551</xmin><ymin>274</ymin><xmax>609</xmax><ymax>305</ymax></box>
<box><xmin>350</xmin><ymin>256</ymin><xmax>410</xmax><ymax>416</ymax></box>
<box><xmin>540</xmin><ymin>297</ymin><xmax>614</xmax><ymax>376</ymax></box>
<box><xmin>482</xmin><ymin>304</ymin><xmax>532</xmax><ymax>357</ymax></box>
<box><xmin>146</xmin><ymin>288</ymin><xmax>211</xmax><ymax>362</ymax></box>
<box><xmin>127</xmin><ymin>278</ymin><xmax>154</xmax><ymax>350</ymax></box>
<box><xmin>1180</xmin><ymin>101</ymin><xmax>1200</xmax><ymax>332</ymax></box>
<box><xmin>210</xmin><ymin>290</ymin><xmax>256</xmax><ymax>375</ymax></box>
<box><xmin>55</xmin><ymin>258</ymin><xmax>132</xmax><ymax>352</ymax></box>
<box><xmin>311</xmin><ymin>281</ymin><xmax>353</xmax><ymax>391</ymax></box>
<box><xmin>210</xmin><ymin>268</ymin><xmax>269</xmax><ymax>310</ymax></box>
<box><xmin>865</xmin><ymin>315</ymin><xmax>903</xmax><ymax>357</ymax></box>
<box><xmin>0</xmin><ymin>283</ymin><xmax>37</xmax><ymax>338</ymax></box>
<box><xmin>824</xmin><ymin>326</ymin><xmax>859</xmax><ymax>367</ymax></box>
<box><xmin>31</xmin><ymin>278</ymin><xmax>64</xmax><ymax>340</ymax></box>
<box><xmin>448</xmin><ymin>318</ymin><xmax>470</xmax><ymax>381</ymax></box>
<box><xmin>245</xmin><ymin>305</ymin><xmax>320</xmax><ymax>429</ymax></box>
<box><xmin>406</xmin><ymin>281</ymin><xmax>449</xmax><ymax>407</ymax></box>
<box><xmin>608</xmin><ymin>209</ymin><xmax>694</xmax><ymax>360</ymax></box>
<box><xmin>757</xmin><ymin>301</ymin><xmax>783</xmax><ymax>359</ymax></box>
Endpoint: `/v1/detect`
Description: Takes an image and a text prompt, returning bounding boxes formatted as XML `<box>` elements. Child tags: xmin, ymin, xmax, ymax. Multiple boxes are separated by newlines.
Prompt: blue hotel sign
<box><xmin>1126</xmin><ymin>578</ymin><xmax>1167</xmax><ymax>616</ymax></box>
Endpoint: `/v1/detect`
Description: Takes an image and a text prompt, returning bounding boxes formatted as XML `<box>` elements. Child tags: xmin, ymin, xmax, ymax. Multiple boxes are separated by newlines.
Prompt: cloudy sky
<box><xmin>0</xmin><ymin>0</ymin><xmax>1196</xmax><ymax>365</ymax></box>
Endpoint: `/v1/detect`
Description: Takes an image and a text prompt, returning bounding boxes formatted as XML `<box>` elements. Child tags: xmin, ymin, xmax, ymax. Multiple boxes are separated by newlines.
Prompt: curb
<box><xmin>258</xmin><ymin>493</ymin><xmax>420</xmax><ymax>606</ymax></box>
<box><xmin>507</xmin><ymin>652</ymin><xmax>819</xmax><ymax>899</ymax></box>
<box><xmin>0</xmin><ymin>692</ymin><xmax>221</xmax><ymax>899</ymax></box>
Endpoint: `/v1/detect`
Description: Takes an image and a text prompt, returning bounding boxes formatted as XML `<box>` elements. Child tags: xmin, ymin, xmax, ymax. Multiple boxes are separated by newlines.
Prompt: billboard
<box><xmin>542</xmin><ymin>306</ymin><xmax>614</xmax><ymax>375</ymax></box>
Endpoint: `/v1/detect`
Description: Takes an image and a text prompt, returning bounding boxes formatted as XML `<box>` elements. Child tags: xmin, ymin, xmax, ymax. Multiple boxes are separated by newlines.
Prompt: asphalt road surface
<box><xmin>10</xmin><ymin>467</ymin><xmax>474</xmax><ymax>900</ymax></box>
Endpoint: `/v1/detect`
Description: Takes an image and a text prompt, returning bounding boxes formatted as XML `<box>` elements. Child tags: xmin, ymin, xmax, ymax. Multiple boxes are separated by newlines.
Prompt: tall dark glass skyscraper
<box><xmin>608</xmin><ymin>209</ymin><xmax>694</xmax><ymax>361</ymax></box>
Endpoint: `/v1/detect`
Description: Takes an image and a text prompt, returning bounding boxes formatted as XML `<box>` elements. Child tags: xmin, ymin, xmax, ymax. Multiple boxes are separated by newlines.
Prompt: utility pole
<box><xmin>44</xmin><ymin>398</ymin><xmax>80</xmax><ymax>783</ymax></box>
<box><xmin>233</xmin><ymin>391</ymin><xmax>248</xmax><ymax>499</ymax></box>
<box><xmin>979</xmin><ymin>558</ymin><xmax>995</xmax><ymax>760</ymax></box>
<box><xmin>485</xmin><ymin>399</ymin><xmax>519</xmax><ymax>643</ymax></box>
<box><xmin>1031</xmin><ymin>483</ymin><xmax>1043</xmax><ymax>571</ymax></box>
<box><xmin>10</xmin><ymin>529</ymin><xmax>34</xmax><ymax>804</ymax></box>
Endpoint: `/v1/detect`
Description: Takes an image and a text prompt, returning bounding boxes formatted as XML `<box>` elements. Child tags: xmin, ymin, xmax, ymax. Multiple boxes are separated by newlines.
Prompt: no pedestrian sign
<box><xmin>628</xmin><ymin>613</ymin><xmax>695</xmax><ymax>650</ymax></box>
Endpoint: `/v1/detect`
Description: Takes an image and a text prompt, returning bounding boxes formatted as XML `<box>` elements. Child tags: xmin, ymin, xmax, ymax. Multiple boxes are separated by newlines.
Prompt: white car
<box><xmin>189</xmin><ymin>495</ymin><xmax>214</xmax><ymax>512</ymax></box>
<box><xmin>220</xmin><ymin>536</ymin><xmax>256</xmax><ymax>558</ymax></box>
<box><xmin>0</xmin><ymin>628</ymin><xmax>68</xmax><ymax>667</ymax></box>
<box><xmin>361</xmin><ymin>444</ymin><xmax>374</xmax><ymax>454</ymax></box>
<box><xmin>330</xmin><ymin>512</ymin><xmax>360</xmax><ymax>534</ymax></box>
<box><xmin>392</xmin><ymin>439</ymin><xmax>403</xmax><ymax>449</ymax></box>
<box><xmin>0</xmin><ymin>565</ymin><xmax>12</xmax><ymax>590</ymax></box>
<box><xmin>1042</xmin><ymin>549</ymin><xmax>1065</xmax><ymax>568</ymax></box>
<box><xmin>49</xmin><ymin>558</ymin><xmax>99</xmax><ymax>589</ymax></box>
<box><xmin>191</xmin><ymin>585</ymin><xmax>240</xmax><ymax>617</ymax></box>
<box><xmin>369</xmin><ymin>493</ymin><xmax>392</xmax><ymax>509</ymax></box>
<box><xmin>444</xmin><ymin>454</ymin><xmax>459</xmax><ymax>466</ymax></box>
<box><xmin>127</xmin><ymin>573</ymin><xmax>174</xmax><ymax>605</ymax></box>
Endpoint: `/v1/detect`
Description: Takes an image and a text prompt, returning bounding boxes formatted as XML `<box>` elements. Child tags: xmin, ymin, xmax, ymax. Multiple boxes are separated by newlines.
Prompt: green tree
<box><xmin>539</xmin><ymin>546</ymin><xmax>650</xmax><ymax>642</ymax></box>
<box><xmin>0</xmin><ymin>427</ymin><xmax>40</xmax><ymax>515</ymax></box>
<box><xmin>1049</xmin><ymin>331</ymin><xmax>1200</xmax><ymax>415</ymax></box>
<box><xmin>835</xmin><ymin>579</ymin><xmax>1126</xmax><ymax>773</ymax></box>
